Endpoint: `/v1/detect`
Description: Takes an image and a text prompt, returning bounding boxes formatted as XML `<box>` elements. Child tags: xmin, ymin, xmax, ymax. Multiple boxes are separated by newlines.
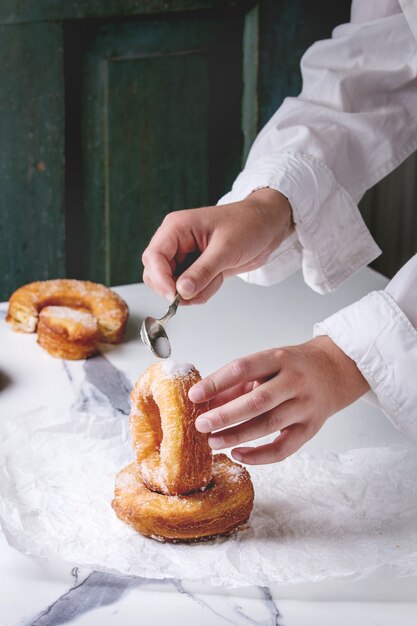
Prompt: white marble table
<box><xmin>1</xmin><ymin>270</ymin><xmax>417</xmax><ymax>626</ymax></box>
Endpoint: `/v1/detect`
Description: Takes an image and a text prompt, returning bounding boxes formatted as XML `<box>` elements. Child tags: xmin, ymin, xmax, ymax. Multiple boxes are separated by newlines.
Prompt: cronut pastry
<box><xmin>112</xmin><ymin>361</ymin><xmax>254</xmax><ymax>542</ymax></box>
<box><xmin>6</xmin><ymin>279</ymin><xmax>129</xmax><ymax>358</ymax></box>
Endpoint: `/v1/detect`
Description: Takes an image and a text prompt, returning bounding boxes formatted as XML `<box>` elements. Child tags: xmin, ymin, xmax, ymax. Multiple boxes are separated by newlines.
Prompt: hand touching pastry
<box><xmin>190</xmin><ymin>336</ymin><xmax>369</xmax><ymax>465</ymax></box>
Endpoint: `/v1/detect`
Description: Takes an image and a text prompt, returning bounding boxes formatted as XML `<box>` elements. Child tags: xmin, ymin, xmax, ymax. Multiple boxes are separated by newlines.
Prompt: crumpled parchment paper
<box><xmin>1</xmin><ymin>407</ymin><xmax>417</xmax><ymax>587</ymax></box>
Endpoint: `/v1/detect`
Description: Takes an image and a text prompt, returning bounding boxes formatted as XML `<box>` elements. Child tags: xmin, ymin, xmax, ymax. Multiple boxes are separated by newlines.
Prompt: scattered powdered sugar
<box><xmin>154</xmin><ymin>336</ymin><xmax>171</xmax><ymax>358</ymax></box>
<box><xmin>160</xmin><ymin>359</ymin><xmax>194</xmax><ymax>379</ymax></box>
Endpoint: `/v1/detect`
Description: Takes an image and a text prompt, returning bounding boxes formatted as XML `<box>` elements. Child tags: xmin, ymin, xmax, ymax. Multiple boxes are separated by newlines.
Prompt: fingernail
<box><xmin>177</xmin><ymin>277</ymin><xmax>195</xmax><ymax>299</ymax></box>
<box><xmin>195</xmin><ymin>417</ymin><xmax>211</xmax><ymax>433</ymax></box>
<box><xmin>208</xmin><ymin>436</ymin><xmax>223</xmax><ymax>450</ymax></box>
<box><xmin>188</xmin><ymin>385</ymin><xmax>203</xmax><ymax>402</ymax></box>
<box><xmin>232</xmin><ymin>451</ymin><xmax>243</xmax><ymax>462</ymax></box>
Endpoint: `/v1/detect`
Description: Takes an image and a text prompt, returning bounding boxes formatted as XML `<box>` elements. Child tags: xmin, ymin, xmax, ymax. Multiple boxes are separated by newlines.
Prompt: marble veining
<box><xmin>172</xmin><ymin>579</ymin><xmax>239</xmax><ymax>625</ymax></box>
<box><xmin>260</xmin><ymin>587</ymin><xmax>283</xmax><ymax>626</ymax></box>
<box><xmin>61</xmin><ymin>354</ymin><xmax>132</xmax><ymax>416</ymax></box>
<box><xmin>27</xmin><ymin>569</ymin><xmax>284</xmax><ymax>626</ymax></box>
<box><xmin>27</xmin><ymin>571</ymin><xmax>145</xmax><ymax>626</ymax></box>
<box><xmin>174</xmin><ymin>580</ymin><xmax>284</xmax><ymax>626</ymax></box>
<box><xmin>83</xmin><ymin>354</ymin><xmax>132</xmax><ymax>415</ymax></box>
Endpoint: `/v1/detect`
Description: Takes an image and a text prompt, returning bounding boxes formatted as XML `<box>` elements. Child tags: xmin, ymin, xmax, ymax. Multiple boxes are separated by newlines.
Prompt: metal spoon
<box><xmin>140</xmin><ymin>293</ymin><xmax>181</xmax><ymax>358</ymax></box>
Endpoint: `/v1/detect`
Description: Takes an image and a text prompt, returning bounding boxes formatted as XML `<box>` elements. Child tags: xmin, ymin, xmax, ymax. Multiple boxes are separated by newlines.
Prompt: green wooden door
<box><xmin>65</xmin><ymin>13</ymin><xmax>246</xmax><ymax>286</ymax></box>
<box><xmin>0</xmin><ymin>1</ymin><xmax>253</xmax><ymax>300</ymax></box>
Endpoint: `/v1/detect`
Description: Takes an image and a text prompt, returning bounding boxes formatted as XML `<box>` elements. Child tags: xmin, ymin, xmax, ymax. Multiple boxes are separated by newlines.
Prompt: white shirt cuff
<box><xmin>218</xmin><ymin>151</ymin><xmax>381</xmax><ymax>293</ymax></box>
<box><xmin>314</xmin><ymin>290</ymin><xmax>417</xmax><ymax>439</ymax></box>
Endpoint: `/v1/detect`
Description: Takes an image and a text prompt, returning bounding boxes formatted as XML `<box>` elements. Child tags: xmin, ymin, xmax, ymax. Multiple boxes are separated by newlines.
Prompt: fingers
<box><xmin>232</xmin><ymin>423</ymin><xmax>309</xmax><ymax>465</ymax></box>
<box><xmin>207</xmin><ymin>382</ymin><xmax>256</xmax><ymax>410</ymax></box>
<box><xmin>142</xmin><ymin>252</ymin><xmax>176</xmax><ymax>301</ymax></box>
<box><xmin>189</xmin><ymin>350</ymin><xmax>282</xmax><ymax>403</ymax></box>
<box><xmin>207</xmin><ymin>399</ymin><xmax>299</xmax><ymax>450</ymax></box>
<box><xmin>195</xmin><ymin>375</ymin><xmax>291</xmax><ymax>434</ymax></box>
<box><xmin>143</xmin><ymin>210</ymin><xmax>229</xmax><ymax>304</ymax></box>
<box><xmin>142</xmin><ymin>212</ymin><xmax>197</xmax><ymax>300</ymax></box>
<box><xmin>175</xmin><ymin>235</ymin><xmax>228</xmax><ymax>301</ymax></box>
<box><xmin>177</xmin><ymin>273</ymin><xmax>224</xmax><ymax>306</ymax></box>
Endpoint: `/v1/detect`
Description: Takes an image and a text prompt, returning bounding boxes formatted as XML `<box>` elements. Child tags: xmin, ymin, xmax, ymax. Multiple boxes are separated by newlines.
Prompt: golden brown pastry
<box><xmin>129</xmin><ymin>362</ymin><xmax>212</xmax><ymax>495</ymax></box>
<box><xmin>37</xmin><ymin>306</ymin><xmax>99</xmax><ymax>360</ymax></box>
<box><xmin>112</xmin><ymin>361</ymin><xmax>255</xmax><ymax>542</ymax></box>
<box><xmin>6</xmin><ymin>279</ymin><xmax>128</xmax><ymax>343</ymax></box>
<box><xmin>112</xmin><ymin>454</ymin><xmax>254</xmax><ymax>542</ymax></box>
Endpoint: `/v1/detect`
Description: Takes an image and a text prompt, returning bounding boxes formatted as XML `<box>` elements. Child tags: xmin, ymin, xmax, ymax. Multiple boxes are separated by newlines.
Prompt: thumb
<box><xmin>176</xmin><ymin>245</ymin><xmax>226</xmax><ymax>300</ymax></box>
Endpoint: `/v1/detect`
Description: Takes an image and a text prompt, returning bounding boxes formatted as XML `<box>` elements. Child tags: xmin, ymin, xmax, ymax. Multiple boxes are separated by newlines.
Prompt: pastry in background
<box><xmin>6</xmin><ymin>278</ymin><xmax>129</xmax><ymax>359</ymax></box>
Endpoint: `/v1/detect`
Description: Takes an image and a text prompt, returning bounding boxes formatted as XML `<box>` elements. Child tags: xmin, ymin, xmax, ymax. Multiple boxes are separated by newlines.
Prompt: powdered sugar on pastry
<box><xmin>222</xmin><ymin>461</ymin><xmax>246</xmax><ymax>482</ymax></box>
<box><xmin>41</xmin><ymin>306</ymin><xmax>97</xmax><ymax>329</ymax></box>
<box><xmin>139</xmin><ymin>461</ymin><xmax>169</xmax><ymax>494</ymax></box>
<box><xmin>160</xmin><ymin>359</ymin><xmax>194</xmax><ymax>379</ymax></box>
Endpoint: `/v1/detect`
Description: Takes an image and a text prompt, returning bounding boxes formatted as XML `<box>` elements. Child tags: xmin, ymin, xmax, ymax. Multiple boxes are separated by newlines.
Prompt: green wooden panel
<box><xmin>0</xmin><ymin>23</ymin><xmax>65</xmax><ymax>301</ymax></box>
<box><xmin>258</xmin><ymin>0</ymin><xmax>351</xmax><ymax>127</ymax></box>
<box><xmin>107</xmin><ymin>53</ymin><xmax>209</xmax><ymax>284</ymax></box>
<box><xmin>65</xmin><ymin>13</ymin><xmax>245</xmax><ymax>286</ymax></box>
<box><xmin>241</xmin><ymin>4</ymin><xmax>258</xmax><ymax>163</ymax></box>
<box><xmin>0</xmin><ymin>0</ymin><xmax>255</xmax><ymax>25</ymax></box>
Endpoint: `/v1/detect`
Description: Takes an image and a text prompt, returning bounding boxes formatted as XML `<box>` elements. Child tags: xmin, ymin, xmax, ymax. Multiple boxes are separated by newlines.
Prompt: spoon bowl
<box><xmin>140</xmin><ymin>293</ymin><xmax>180</xmax><ymax>358</ymax></box>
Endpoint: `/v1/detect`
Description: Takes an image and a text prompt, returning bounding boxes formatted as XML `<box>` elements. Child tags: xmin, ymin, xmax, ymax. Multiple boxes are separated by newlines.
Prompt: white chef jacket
<box><xmin>218</xmin><ymin>0</ymin><xmax>417</xmax><ymax>438</ymax></box>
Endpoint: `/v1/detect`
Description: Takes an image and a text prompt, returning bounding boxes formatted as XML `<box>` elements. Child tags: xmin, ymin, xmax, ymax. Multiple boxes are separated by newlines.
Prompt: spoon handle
<box><xmin>160</xmin><ymin>292</ymin><xmax>180</xmax><ymax>327</ymax></box>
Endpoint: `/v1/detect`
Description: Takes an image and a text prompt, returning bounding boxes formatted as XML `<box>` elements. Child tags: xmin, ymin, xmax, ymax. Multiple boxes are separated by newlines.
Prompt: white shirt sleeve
<box><xmin>218</xmin><ymin>0</ymin><xmax>417</xmax><ymax>294</ymax></box>
<box><xmin>314</xmin><ymin>254</ymin><xmax>417</xmax><ymax>439</ymax></box>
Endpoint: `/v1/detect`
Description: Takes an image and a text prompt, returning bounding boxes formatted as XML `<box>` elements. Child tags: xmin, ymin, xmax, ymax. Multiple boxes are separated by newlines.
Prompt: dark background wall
<box><xmin>0</xmin><ymin>0</ymin><xmax>414</xmax><ymax>300</ymax></box>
